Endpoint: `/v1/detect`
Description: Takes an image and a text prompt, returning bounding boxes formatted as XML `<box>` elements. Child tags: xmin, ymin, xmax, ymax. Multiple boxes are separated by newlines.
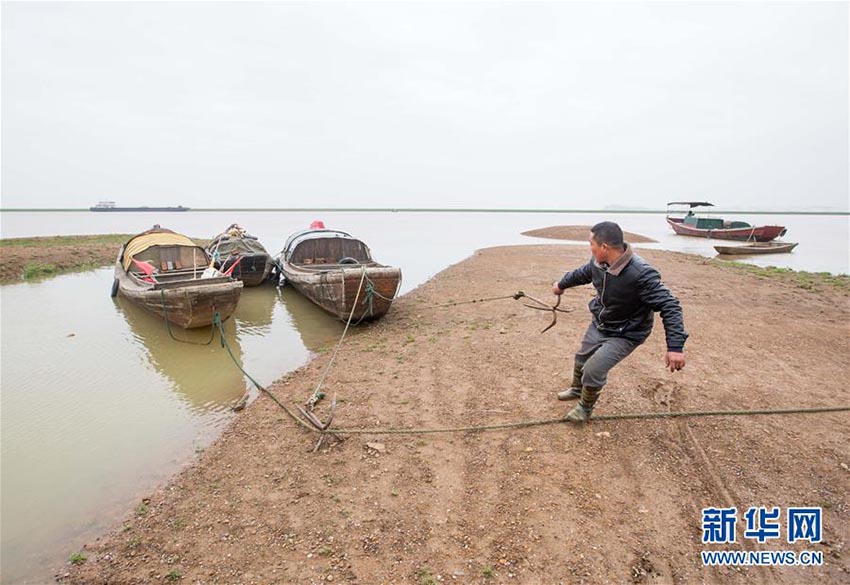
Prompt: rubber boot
<box><xmin>557</xmin><ymin>364</ymin><xmax>584</xmax><ymax>401</ymax></box>
<box><xmin>565</xmin><ymin>386</ymin><xmax>602</xmax><ymax>423</ymax></box>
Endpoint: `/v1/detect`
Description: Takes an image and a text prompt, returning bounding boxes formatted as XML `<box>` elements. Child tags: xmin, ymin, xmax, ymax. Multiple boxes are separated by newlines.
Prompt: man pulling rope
<box><xmin>553</xmin><ymin>221</ymin><xmax>688</xmax><ymax>423</ymax></box>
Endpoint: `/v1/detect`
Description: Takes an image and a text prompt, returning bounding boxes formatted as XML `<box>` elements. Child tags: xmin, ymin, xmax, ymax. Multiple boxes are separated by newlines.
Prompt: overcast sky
<box><xmin>1</xmin><ymin>1</ymin><xmax>847</xmax><ymax>210</ymax></box>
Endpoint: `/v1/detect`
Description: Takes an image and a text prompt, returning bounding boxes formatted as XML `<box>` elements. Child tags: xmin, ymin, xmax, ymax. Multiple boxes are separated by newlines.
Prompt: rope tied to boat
<box><xmin>361</xmin><ymin>281</ymin><xmax>375</xmax><ymax>320</ymax></box>
<box><xmin>306</xmin><ymin>266</ymin><xmax>369</xmax><ymax>408</ymax></box>
<box><xmin>159</xmin><ymin>289</ymin><xmax>219</xmax><ymax>345</ymax></box>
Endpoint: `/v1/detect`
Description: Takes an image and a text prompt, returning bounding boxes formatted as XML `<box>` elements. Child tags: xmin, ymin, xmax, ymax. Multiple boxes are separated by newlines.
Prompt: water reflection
<box><xmin>232</xmin><ymin>283</ymin><xmax>277</xmax><ymax>332</ymax></box>
<box><xmin>277</xmin><ymin>285</ymin><xmax>345</xmax><ymax>353</ymax></box>
<box><xmin>114</xmin><ymin>295</ymin><xmax>247</xmax><ymax>412</ymax></box>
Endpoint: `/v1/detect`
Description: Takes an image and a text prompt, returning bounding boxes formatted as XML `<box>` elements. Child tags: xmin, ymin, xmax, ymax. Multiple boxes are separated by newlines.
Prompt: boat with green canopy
<box><xmin>666</xmin><ymin>202</ymin><xmax>787</xmax><ymax>242</ymax></box>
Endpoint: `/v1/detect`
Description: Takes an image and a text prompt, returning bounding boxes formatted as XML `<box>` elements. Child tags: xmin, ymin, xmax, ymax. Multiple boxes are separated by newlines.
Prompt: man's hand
<box><xmin>552</xmin><ymin>282</ymin><xmax>564</xmax><ymax>295</ymax></box>
<box><xmin>665</xmin><ymin>351</ymin><xmax>685</xmax><ymax>372</ymax></box>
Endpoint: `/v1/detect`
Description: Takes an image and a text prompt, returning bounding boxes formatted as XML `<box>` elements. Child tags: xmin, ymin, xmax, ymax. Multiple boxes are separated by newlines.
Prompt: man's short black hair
<box><xmin>591</xmin><ymin>221</ymin><xmax>624</xmax><ymax>248</ymax></box>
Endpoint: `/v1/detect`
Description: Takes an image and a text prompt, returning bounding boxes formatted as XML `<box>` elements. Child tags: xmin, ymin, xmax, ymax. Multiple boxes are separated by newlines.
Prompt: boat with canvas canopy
<box><xmin>111</xmin><ymin>226</ymin><xmax>243</xmax><ymax>328</ymax></box>
<box><xmin>206</xmin><ymin>224</ymin><xmax>274</xmax><ymax>287</ymax></box>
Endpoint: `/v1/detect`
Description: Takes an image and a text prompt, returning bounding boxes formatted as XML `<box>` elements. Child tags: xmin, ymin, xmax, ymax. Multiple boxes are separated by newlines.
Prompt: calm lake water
<box><xmin>0</xmin><ymin>211</ymin><xmax>847</xmax><ymax>582</ymax></box>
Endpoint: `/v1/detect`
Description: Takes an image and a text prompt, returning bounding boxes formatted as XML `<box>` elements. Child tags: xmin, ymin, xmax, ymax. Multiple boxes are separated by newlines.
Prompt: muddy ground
<box><xmin>0</xmin><ymin>235</ymin><xmax>131</xmax><ymax>283</ymax></box>
<box><xmin>59</xmin><ymin>242</ymin><xmax>849</xmax><ymax>584</ymax></box>
<box><xmin>522</xmin><ymin>226</ymin><xmax>657</xmax><ymax>243</ymax></box>
<box><xmin>0</xmin><ymin>234</ymin><xmax>215</xmax><ymax>284</ymax></box>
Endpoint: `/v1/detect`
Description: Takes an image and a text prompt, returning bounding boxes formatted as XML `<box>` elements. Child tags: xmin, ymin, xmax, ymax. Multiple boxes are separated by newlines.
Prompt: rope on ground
<box><xmin>163</xmin><ymin>289</ymin><xmax>849</xmax><ymax>442</ymax></box>
<box><xmin>183</xmin><ymin>316</ymin><xmax>850</xmax><ymax>439</ymax></box>
<box><xmin>292</xmin><ymin>405</ymin><xmax>850</xmax><ymax>436</ymax></box>
<box><xmin>434</xmin><ymin>292</ymin><xmax>525</xmax><ymax>308</ymax></box>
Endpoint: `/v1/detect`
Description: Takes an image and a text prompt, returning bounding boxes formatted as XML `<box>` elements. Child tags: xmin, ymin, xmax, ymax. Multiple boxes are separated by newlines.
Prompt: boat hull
<box><xmin>714</xmin><ymin>242</ymin><xmax>798</xmax><ymax>255</ymax></box>
<box><xmin>219</xmin><ymin>253</ymin><xmax>273</xmax><ymax>287</ymax></box>
<box><xmin>667</xmin><ymin>218</ymin><xmax>786</xmax><ymax>242</ymax></box>
<box><xmin>281</xmin><ymin>264</ymin><xmax>401</xmax><ymax>322</ymax></box>
<box><xmin>115</xmin><ymin>267</ymin><xmax>243</xmax><ymax>328</ymax></box>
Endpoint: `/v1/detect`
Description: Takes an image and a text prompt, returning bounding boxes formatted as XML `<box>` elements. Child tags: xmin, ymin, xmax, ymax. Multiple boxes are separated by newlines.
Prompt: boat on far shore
<box><xmin>666</xmin><ymin>201</ymin><xmax>786</xmax><ymax>242</ymax></box>
<box><xmin>714</xmin><ymin>242</ymin><xmax>799</xmax><ymax>256</ymax></box>
<box><xmin>91</xmin><ymin>201</ymin><xmax>190</xmax><ymax>212</ymax></box>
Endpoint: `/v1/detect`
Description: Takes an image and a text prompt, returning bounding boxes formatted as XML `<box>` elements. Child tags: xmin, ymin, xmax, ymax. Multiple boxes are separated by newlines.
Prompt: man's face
<box><xmin>589</xmin><ymin>232</ymin><xmax>608</xmax><ymax>264</ymax></box>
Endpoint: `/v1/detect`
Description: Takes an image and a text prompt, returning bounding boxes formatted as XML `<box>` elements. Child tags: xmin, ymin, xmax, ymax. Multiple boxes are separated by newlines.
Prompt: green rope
<box><xmin>214</xmin><ymin>317</ymin><xmax>317</xmax><ymax>433</ymax></box>
<box><xmin>434</xmin><ymin>293</ymin><xmax>524</xmax><ymax>308</ymax></box>
<box><xmin>159</xmin><ymin>290</ymin><xmax>216</xmax><ymax>345</ymax></box>
<box><xmin>306</xmin><ymin>267</ymin><xmax>368</xmax><ymax>407</ymax></box>
<box><xmin>361</xmin><ymin>281</ymin><xmax>375</xmax><ymax>320</ymax></box>
<box><xmin>362</xmin><ymin>275</ymin><xmax>396</xmax><ymax>302</ymax></box>
<box><xmin>160</xmin><ymin>290</ymin><xmax>850</xmax><ymax>442</ymax></box>
<box><xmin>306</xmin><ymin>405</ymin><xmax>850</xmax><ymax>436</ymax></box>
<box><xmin>194</xmin><ymin>315</ymin><xmax>850</xmax><ymax>439</ymax></box>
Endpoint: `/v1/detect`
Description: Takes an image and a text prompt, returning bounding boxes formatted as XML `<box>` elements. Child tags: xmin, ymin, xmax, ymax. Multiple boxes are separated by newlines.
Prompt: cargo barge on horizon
<box><xmin>90</xmin><ymin>200</ymin><xmax>190</xmax><ymax>212</ymax></box>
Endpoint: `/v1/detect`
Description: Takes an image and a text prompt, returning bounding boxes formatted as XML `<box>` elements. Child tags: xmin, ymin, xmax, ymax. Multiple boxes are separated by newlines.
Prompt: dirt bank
<box><xmin>522</xmin><ymin>225</ymin><xmax>658</xmax><ymax>243</ymax></box>
<box><xmin>0</xmin><ymin>234</ymin><xmax>213</xmax><ymax>284</ymax></box>
<box><xmin>62</xmin><ymin>244</ymin><xmax>849</xmax><ymax>584</ymax></box>
<box><xmin>0</xmin><ymin>235</ymin><xmax>132</xmax><ymax>283</ymax></box>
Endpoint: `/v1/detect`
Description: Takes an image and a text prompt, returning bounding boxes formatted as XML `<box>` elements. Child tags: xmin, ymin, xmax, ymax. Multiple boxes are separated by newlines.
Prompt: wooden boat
<box><xmin>275</xmin><ymin>227</ymin><xmax>402</xmax><ymax>322</ymax></box>
<box><xmin>666</xmin><ymin>201</ymin><xmax>787</xmax><ymax>242</ymax></box>
<box><xmin>714</xmin><ymin>242</ymin><xmax>799</xmax><ymax>255</ymax></box>
<box><xmin>206</xmin><ymin>224</ymin><xmax>274</xmax><ymax>286</ymax></box>
<box><xmin>111</xmin><ymin>226</ymin><xmax>243</xmax><ymax>329</ymax></box>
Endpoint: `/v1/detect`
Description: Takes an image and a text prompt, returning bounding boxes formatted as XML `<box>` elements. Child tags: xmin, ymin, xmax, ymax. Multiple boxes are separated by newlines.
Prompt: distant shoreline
<box><xmin>1</xmin><ymin>208</ymin><xmax>848</xmax><ymax>215</ymax></box>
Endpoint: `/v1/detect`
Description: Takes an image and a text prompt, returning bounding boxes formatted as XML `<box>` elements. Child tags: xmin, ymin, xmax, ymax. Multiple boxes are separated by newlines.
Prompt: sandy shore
<box><xmin>51</xmin><ymin>242</ymin><xmax>850</xmax><ymax>584</ymax></box>
<box><xmin>522</xmin><ymin>225</ymin><xmax>658</xmax><ymax>243</ymax></box>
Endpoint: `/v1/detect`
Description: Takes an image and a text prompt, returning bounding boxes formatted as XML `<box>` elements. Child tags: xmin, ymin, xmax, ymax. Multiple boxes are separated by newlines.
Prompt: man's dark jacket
<box><xmin>557</xmin><ymin>244</ymin><xmax>688</xmax><ymax>352</ymax></box>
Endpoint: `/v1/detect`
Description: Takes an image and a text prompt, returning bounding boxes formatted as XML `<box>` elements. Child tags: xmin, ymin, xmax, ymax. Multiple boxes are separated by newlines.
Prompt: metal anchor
<box><xmin>513</xmin><ymin>290</ymin><xmax>574</xmax><ymax>333</ymax></box>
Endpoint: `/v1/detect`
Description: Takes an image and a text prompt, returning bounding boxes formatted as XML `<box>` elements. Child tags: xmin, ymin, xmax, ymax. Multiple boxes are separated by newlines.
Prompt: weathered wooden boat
<box><xmin>714</xmin><ymin>242</ymin><xmax>799</xmax><ymax>255</ymax></box>
<box><xmin>111</xmin><ymin>226</ymin><xmax>243</xmax><ymax>328</ymax></box>
<box><xmin>276</xmin><ymin>227</ymin><xmax>402</xmax><ymax>322</ymax></box>
<box><xmin>205</xmin><ymin>224</ymin><xmax>274</xmax><ymax>286</ymax></box>
<box><xmin>666</xmin><ymin>202</ymin><xmax>787</xmax><ymax>242</ymax></box>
